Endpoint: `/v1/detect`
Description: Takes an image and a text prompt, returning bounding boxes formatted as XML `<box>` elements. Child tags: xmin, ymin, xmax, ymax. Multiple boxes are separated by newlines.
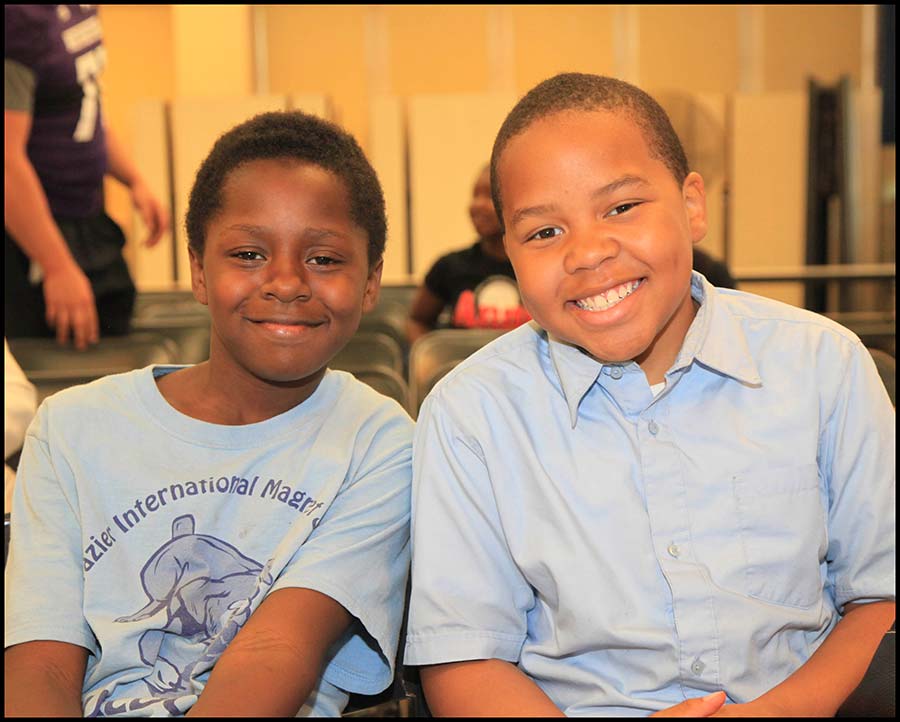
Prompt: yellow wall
<box><xmin>94</xmin><ymin>4</ymin><xmax>874</xmax><ymax>294</ymax></box>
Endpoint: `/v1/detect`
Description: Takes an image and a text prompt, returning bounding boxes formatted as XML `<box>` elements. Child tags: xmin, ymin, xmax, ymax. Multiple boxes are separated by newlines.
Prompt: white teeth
<box><xmin>575</xmin><ymin>279</ymin><xmax>641</xmax><ymax>311</ymax></box>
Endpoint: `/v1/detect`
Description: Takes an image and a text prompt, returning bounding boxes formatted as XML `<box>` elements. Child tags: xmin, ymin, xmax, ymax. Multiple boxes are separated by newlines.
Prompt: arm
<box><xmin>713</xmin><ymin>600</ymin><xmax>895</xmax><ymax>717</ymax></box>
<box><xmin>406</xmin><ymin>285</ymin><xmax>445</xmax><ymax>343</ymax></box>
<box><xmin>4</xmin><ymin>109</ymin><xmax>98</xmax><ymax>349</ymax></box>
<box><xmin>421</xmin><ymin>659</ymin><xmax>728</xmax><ymax>718</ymax></box>
<box><xmin>104</xmin><ymin>125</ymin><xmax>168</xmax><ymax>248</ymax></box>
<box><xmin>187</xmin><ymin>587</ymin><xmax>352</xmax><ymax>717</ymax></box>
<box><xmin>421</xmin><ymin>659</ymin><xmax>564</xmax><ymax>717</ymax></box>
<box><xmin>4</xmin><ymin>640</ymin><xmax>89</xmax><ymax>717</ymax></box>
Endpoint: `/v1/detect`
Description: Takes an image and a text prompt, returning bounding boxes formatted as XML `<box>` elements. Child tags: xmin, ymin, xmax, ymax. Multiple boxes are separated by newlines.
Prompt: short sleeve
<box><xmin>404</xmin><ymin>390</ymin><xmax>533</xmax><ymax>666</ymax></box>
<box><xmin>820</xmin><ymin>342</ymin><xmax>895</xmax><ymax>609</ymax></box>
<box><xmin>5</xmin><ymin>59</ymin><xmax>36</xmax><ymax>112</ymax></box>
<box><xmin>4</xmin><ymin>402</ymin><xmax>98</xmax><ymax>654</ymax></box>
<box><xmin>272</xmin><ymin>410</ymin><xmax>413</xmax><ymax>695</ymax></box>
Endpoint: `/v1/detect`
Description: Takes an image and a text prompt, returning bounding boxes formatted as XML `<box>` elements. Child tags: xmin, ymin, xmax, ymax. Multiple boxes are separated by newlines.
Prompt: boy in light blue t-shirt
<box><xmin>5</xmin><ymin>111</ymin><xmax>413</xmax><ymax>717</ymax></box>
<box><xmin>406</xmin><ymin>73</ymin><xmax>895</xmax><ymax>717</ymax></box>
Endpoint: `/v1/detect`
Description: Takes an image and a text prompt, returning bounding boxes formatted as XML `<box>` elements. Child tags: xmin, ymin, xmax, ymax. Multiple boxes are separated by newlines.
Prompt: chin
<box><xmin>250</xmin><ymin>364</ymin><xmax>325</xmax><ymax>386</ymax></box>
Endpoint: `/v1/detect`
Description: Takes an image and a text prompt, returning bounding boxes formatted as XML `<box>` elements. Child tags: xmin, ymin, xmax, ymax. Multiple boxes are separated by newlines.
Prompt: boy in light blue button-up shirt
<box><xmin>406</xmin><ymin>73</ymin><xmax>895</xmax><ymax>717</ymax></box>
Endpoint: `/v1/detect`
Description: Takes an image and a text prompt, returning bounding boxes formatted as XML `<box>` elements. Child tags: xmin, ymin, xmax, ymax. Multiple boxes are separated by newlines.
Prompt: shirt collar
<box><xmin>547</xmin><ymin>271</ymin><xmax>762</xmax><ymax>427</ymax></box>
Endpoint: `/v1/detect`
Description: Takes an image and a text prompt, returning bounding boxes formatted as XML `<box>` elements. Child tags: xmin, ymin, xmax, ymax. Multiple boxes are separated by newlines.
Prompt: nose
<box><xmin>261</xmin><ymin>255</ymin><xmax>311</xmax><ymax>302</ymax></box>
<box><xmin>563</xmin><ymin>227</ymin><xmax>619</xmax><ymax>275</ymax></box>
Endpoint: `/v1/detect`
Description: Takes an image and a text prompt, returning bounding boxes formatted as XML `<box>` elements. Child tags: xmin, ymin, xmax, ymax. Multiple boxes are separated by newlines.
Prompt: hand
<box><xmin>652</xmin><ymin>691</ymin><xmax>727</xmax><ymax>717</ymax></box>
<box><xmin>42</xmin><ymin>262</ymin><xmax>99</xmax><ymax>350</ymax></box>
<box><xmin>130</xmin><ymin>179</ymin><xmax>169</xmax><ymax>248</ymax></box>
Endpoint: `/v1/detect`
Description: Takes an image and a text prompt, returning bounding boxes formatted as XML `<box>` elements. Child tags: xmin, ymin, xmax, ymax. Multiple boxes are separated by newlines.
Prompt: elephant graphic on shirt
<box><xmin>113</xmin><ymin>514</ymin><xmax>275</xmax><ymax>704</ymax></box>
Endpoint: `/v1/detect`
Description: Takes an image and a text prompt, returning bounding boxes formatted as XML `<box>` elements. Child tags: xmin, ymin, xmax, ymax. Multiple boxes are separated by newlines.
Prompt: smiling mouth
<box><xmin>574</xmin><ymin>279</ymin><xmax>644</xmax><ymax>312</ymax></box>
<box><xmin>248</xmin><ymin>319</ymin><xmax>325</xmax><ymax>336</ymax></box>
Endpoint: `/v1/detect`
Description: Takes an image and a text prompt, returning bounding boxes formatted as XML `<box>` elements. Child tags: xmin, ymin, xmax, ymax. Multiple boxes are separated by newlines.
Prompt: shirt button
<box><xmin>691</xmin><ymin>659</ymin><xmax>706</xmax><ymax>675</ymax></box>
<box><xmin>648</xmin><ymin>420</ymin><xmax>659</xmax><ymax>435</ymax></box>
<box><xmin>667</xmin><ymin>543</ymin><xmax>681</xmax><ymax>558</ymax></box>
<box><xmin>609</xmin><ymin>366</ymin><xmax>623</xmax><ymax>379</ymax></box>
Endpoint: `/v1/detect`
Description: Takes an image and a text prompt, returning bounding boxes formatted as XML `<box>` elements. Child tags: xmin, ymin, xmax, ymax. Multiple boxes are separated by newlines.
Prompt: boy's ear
<box><xmin>682</xmin><ymin>171</ymin><xmax>708</xmax><ymax>244</ymax></box>
<box><xmin>362</xmin><ymin>258</ymin><xmax>384</xmax><ymax>313</ymax></box>
<box><xmin>188</xmin><ymin>247</ymin><xmax>209</xmax><ymax>306</ymax></box>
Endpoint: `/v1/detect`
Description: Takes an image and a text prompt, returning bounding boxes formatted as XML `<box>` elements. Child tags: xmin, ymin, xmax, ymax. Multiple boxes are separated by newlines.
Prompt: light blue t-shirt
<box><xmin>406</xmin><ymin>273</ymin><xmax>895</xmax><ymax>716</ymax></box>
<box><xmin>5</xmin><ymin>367</ymin><xmax>413</xmax><ymax>717</ymax></box>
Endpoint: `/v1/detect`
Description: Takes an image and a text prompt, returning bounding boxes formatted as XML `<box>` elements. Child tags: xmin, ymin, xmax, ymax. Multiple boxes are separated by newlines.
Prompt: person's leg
<box><xmin>4</xmin><ymin>232</ymin><xmax>53</xmax><ymax>338</ymax></box>
<box><xmin>62</xmin><ymin>214</ymin><xmax>136</xmax><ymax>336</ymax></box>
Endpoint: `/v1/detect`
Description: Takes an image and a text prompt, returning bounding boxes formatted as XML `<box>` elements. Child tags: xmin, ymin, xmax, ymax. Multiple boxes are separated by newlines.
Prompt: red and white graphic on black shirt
<box><xmin>452</xmin><ymin>275</ymin><xmax>531</xmax><ymax>329</ymax></box>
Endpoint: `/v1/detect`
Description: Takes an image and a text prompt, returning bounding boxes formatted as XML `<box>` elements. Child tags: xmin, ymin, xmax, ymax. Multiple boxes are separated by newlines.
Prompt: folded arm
<box><xmin>186</xmin><ymin>587</ymin><xmax>352</xmax><ymax>717</ymax></box>
<box><xmin>714</xmin><ymin>600</ymin><xmax>895</xmax><ymax>717</ymax></box>
<box><xmin>4</xmin><ymin>640</ymin><xmax>89</xmax><ymax>716</ymax></box>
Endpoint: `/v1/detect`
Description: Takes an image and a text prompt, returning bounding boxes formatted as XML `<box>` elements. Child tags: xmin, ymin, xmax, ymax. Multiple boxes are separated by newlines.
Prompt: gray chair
<box><xmin>346</xmin><ymin>366</ymin><xmax>411</xmax><ymax>413</ymax></box>
<box><xmin>133</xmin><ymin>289</ymin><xmax>196</xmax><ymax>318</ymax></box>
<box><xmin>132</xmin><ymin>316</ymin><xmax>211</xmax><ymax>365</ymax></box>
<box><xmin>375</xmin><ymin>284</ymin><xmax>418</xmax><ymax>310</ymax></box>
<box><xmin>836</xmin><ymin>627</ymin><xmax>895</xmax><ymax>717</ymax></box>
<box><xmin>867</xmin><ymin>347</ymin><xmax>895</xmax><ymax>406</ymax></box>
<box><xmin>359</xmin><ymin>301</ymin><xmax>410</xmax><ymax>361</ymax></box>
<box><xmin>408</xmin><ymin>328</ymin><xmax>506</xmax><ymax>413</ymax></box>
<box><xmin>8</xmin><ymin>333</ymin><xmax>179</xmax><ymax>404</ymax></box>
<box><xmin>135</xmin><ymin>299</ymin><xmax>210</xmax><ymax>323</ymax></box>
<box><xmin>332</xmin><ymin>332</ymin><xmax>404</xmax><ymax>377</ymax></box>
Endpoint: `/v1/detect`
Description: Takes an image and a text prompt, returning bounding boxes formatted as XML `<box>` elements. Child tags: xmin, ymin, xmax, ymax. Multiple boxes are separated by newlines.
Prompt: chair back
<box><xmin>8</xmin><ymin>333</ymin><xmax>179</xmax><ymax>403</ymax></box>
<box><xmin>836</xmin><ymin>628</ymin><xmax>895</xmax><ymax>717</ymax></box>
<box><xmin>133</xmin><ymin>289</ymin><xmax>196</xmax><ymax>317</ymax></box>
<box><xmin>348</xmin><ymin>366</ymin><xmax>411</xmax><ymax>412</ymax></box>
<box><xmin>132</xmin><ymin>316</ymin><xmax>211</xmax><ymax>365</ymax></box>
<box><xmin>332</xmin><ymin>332</ymin><xmax>404</xmax><ymax>377</ymax></box>
<box><xmin>136</xmin><ymin>299</ymin><xmax>210</xmax><ymax>323</ymax></box>
<box><xmin>359</xmin><ymin>301</ymin><xmax>410</xmax><ymax>359</ymax></box>
<box><xmin>408</xmin><ymin>329</ymin><xmax>505</xmax><ymax>412</ymax></box>
<box><xmin>867</xmin><ymin>347</ymin><xmax>896</xmax><ymax>406</ymax></box>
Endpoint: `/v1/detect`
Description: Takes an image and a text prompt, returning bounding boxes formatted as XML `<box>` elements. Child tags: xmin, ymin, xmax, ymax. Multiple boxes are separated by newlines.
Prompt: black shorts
<box><xmin>5</xmin><ymin>212</ymin><xmax>136</xmax><ymax>338</ymax></box>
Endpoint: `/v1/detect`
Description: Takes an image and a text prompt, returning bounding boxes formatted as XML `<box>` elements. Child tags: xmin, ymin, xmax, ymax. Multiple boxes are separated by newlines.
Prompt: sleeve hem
<box><xmin>404</xmin><ymin>631</ymin><xmax>524</xmax><ymax>667</ymax></box>
<box><xmin>5</xmin><ymin>624</ymin><xmax>98</xmax><ymax>656</ymax></box>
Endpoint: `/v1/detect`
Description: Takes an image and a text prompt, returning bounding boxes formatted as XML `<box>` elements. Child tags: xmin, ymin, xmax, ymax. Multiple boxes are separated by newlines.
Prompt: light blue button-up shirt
<box><xmin>406</xmin><ymin>273</ymin><xmax>895</xmax><ymax>716</ymax></box>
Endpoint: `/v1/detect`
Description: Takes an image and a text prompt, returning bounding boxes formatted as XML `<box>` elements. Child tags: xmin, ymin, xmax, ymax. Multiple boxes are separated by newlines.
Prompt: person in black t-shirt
<box><xmin>407</xmin><ymin>165</ymin><xmax>531</xmax><ymax>343</ymax></box>
<box><xmin>693</xmin><ymin>247</ymin><xmax>736</xmax><ymax>289</ymax></box>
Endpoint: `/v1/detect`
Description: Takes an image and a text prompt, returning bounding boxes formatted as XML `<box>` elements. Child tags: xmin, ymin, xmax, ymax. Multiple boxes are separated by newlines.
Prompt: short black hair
<box><xmin>186</xmin><ymin>111</ymin><xmax>386</xmax><ymax>267</ymax></box>
<box><xmin>490</xmin><ymin>73</ymin><xmax>689</xmax><ymax>229</ymax></box>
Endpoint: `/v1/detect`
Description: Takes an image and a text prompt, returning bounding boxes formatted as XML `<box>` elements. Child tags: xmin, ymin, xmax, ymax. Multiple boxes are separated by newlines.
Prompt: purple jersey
<box><xmin>5</xmin><ymin>4</ymin><xmax>107</xmax><ymax>219</ymax></box>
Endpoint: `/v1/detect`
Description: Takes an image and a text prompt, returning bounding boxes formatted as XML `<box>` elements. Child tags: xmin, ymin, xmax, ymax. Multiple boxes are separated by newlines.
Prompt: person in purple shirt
<box><xmin>4</xmin><ymin>4</ymin><xmax>169</xmax><ymax>350</ymax></box>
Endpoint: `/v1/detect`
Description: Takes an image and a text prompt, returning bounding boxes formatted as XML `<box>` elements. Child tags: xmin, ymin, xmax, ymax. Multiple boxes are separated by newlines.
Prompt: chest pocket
<box><xmin>732</xmin><ymin>463</ymin><xmax>826</xmax><ymax>608</ymax></box>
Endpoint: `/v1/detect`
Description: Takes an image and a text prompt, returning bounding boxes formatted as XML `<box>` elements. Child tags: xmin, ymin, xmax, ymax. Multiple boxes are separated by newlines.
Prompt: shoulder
<box><xmin>716</xmin><ymin>288</ymin><xmax>863</xmax><ymax>350</ymax></box>
<box><xmin>39</xmin><ymin>367</ymin><xmax>144</xmax><ymax>413</ymax></box>
<box><xmin>425</xmin><ymin>323</ymin><xmax>546</xmax><ymax>412</ymax></box>
<box><xmin>4</xmin><ymin>5</ymin><xmax>52</xmax><ymax>67</ymax></box>
<box><xmin>710</xmin><ymin>289</ymin><xmax>873</xmax><ymax>393</ymax></box>
<box><xmin>327</xmin><ymin>369</ymin><xmax>414</xmax><ymax>439</ymax></box>
<box><xmin>25</xmin><ymin>368</ymin><xmax>147</xmax><ymax>446</ymax></box>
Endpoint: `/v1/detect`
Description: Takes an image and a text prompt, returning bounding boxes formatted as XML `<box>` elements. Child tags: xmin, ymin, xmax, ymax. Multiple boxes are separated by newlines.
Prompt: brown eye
<box><xmin>528</xmin><ymin>227</ymin><xmax>562</xmax><ymax>241</ymax></box>
<box><xmin>608</xmin><ymin>202</ymin><xmax>639</xmax><ymax>217</ymax></box>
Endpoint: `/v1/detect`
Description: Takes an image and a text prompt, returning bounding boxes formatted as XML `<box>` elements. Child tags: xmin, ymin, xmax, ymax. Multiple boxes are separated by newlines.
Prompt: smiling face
<box><xmin>190</xmin><ymin>158</ymin><xmax>381</xmax><ymax>386</ymax></box>
<box><xmin>497</xmin><ymin>109</ymin><xmax>707</xmax><ymax>383</ymax></box>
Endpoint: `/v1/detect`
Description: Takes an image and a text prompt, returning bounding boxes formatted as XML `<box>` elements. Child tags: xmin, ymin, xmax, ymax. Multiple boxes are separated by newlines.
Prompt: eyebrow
<box><xmin>508</xmin><ymin>174</ymin><xmax>650</xmax><ymax>229</ymax></box>
<box><xmin>225</xmin><ymin>224</ymin><xmax>347</xmax><ymax>241</ymax></box>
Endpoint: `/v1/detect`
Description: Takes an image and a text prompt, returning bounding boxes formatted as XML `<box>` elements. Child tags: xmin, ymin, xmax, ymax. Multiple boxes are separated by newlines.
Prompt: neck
<box><xmin>157</xmin><ymin>359</ymin><xmax>325</xmax><ymax>425</ymax></box>
<box><xmin>635</xmin><ymin>296</ymin><xmax>700</xmax><ymax>386</ymax></box>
